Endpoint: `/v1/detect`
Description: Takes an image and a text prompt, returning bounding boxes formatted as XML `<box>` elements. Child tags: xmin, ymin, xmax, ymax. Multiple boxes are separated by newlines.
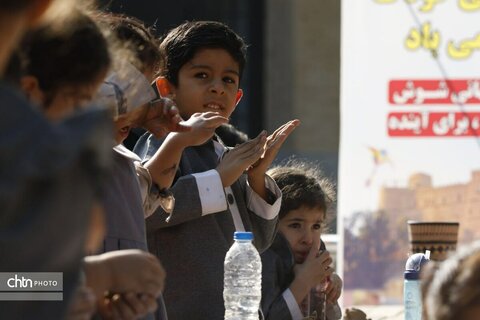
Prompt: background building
<box><xmin>380</xmin><ymin>170</ymin><xmax>480</xmax><ymax>242</ymax></box>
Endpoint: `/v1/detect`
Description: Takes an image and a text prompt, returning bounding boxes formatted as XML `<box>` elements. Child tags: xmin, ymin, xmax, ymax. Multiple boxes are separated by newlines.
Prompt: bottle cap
<box><xmin>234</xmin><ymin>231</ymin><xmax>253</xmax><ymax>240</ymax></box>
<box><xmin>404</xmin><ymin>252</ymin><xmax>430</xmax><ymax>280</ymax></box>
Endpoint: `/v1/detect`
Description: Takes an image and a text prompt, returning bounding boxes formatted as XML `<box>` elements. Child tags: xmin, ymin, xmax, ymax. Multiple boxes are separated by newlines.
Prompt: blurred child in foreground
<box><xmin>424</xmin><ymin>240</ymin><xmax>480</xmax><ymax>320</ymax></box>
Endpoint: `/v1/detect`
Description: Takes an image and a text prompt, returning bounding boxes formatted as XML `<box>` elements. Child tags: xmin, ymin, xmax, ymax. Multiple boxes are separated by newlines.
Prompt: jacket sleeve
<box><xmin>234</xmin><ymin>174</ymin><xmax>281</xmax><ymax>253</ymax></box>
<box><xmin>136</xmin><ymin>134</ymin><xmax>230</xmax><ymax>230</ymax></box>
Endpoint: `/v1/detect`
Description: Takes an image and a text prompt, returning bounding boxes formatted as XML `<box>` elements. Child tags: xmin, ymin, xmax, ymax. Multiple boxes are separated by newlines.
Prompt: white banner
<box><xmin>339</xmin><ymin>0</ymin><xmax>480</xmax><ymax>305</ymax></box>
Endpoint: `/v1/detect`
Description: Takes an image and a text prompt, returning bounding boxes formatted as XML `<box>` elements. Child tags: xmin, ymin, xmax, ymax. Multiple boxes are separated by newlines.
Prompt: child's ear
<box><xmin>154</xmin><ymin>77</ymin><xmax>175</xmax><ymax>99</ymax></box>
<box><xmin>235</xmin><ymin>89</ymin><xmax>243</xmax><ymax>106</ymax></box>
<box><xmin>20</xmin><ymin>76</ymin><xmax>44</xmax><ymax>106</ymax></box>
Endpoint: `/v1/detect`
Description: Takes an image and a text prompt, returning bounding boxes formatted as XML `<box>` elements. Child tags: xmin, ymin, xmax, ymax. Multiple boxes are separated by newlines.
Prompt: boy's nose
<box><xmin>209</xmin><ymin>80</ymin><xmax>225</xmax><ymax>95</ymax></box>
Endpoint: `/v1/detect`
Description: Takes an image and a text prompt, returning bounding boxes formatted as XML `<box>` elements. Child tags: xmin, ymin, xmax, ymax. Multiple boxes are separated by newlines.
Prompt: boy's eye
<box><xmin>223</xmin><ymin>76</ymin><xmax>237</xmax><ymax>84</ymax></box>
<box><xmin>288</xmin><ymin>223</ymin><xmax>301</xmax><ymax>229</ymax></box>
<box><xmin>194</xmin><ymin>72</ymin><xmax>208</xmax><ymax>79</ymax></box>
<box><xmin>313</xmin><ymin>223</ymin><xmax>322</xmax><ymax>230</ymax></box>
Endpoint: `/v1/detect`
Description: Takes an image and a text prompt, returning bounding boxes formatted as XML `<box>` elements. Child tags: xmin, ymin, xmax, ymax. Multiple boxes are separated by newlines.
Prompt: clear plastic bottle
<box><xmin>224</xmin><ymin>231</ymin><xmax>262</xmax><ymax>320</ymax></box>
<box><xmin>404</xmin><ymin>252</ymin><xmax>429</xmax><ymax>320</ymax></box>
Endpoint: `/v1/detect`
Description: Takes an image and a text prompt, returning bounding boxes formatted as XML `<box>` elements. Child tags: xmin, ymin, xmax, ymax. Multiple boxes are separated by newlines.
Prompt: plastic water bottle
<box><xmin>224</xmin><ymin>231</ymin><xmax>262</xmax><ymax>320</ymax></box>
<box><xmin>404</xmin><ymin>252</ymin><xmax>430</xmax><ymax>320</ymax></box>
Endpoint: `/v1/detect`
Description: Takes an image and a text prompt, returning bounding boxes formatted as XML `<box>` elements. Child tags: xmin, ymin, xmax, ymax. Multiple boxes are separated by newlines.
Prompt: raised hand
<box><xmin>145</xmin><ymin>112</ymin><xmax>228</xmax><ymax>193</ymax></box>
<box><xmin>138</xmin><ymin>98</ymin><xmax>191</xmax><ymax>138</ymax></box>
<box><xmin>170</xmin><ymin>112</ymin><xmax>229</xmax><ymax>147</ymax></box>
<box><xmin>247</xmin><ymin>119</ymin><xmax>300</xmax><ymax>178</ymax></box>
<box><xmin>247</xmin><ymin>119</ymin><xmax>300</xmax><ymax>200</ymax></box>
<box><xmin>216</xmin><ymin>130</ymin><xmax>268</xmax><ymax>187</ymax></box>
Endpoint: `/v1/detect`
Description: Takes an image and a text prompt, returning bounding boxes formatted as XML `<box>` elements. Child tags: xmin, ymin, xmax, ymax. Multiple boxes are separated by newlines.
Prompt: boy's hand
<box><xmin>139</xmin><ymin>98</ymin><xmax>191</xmax><ymax>138</ymax></box>
<box><xmin>247</xmin><ymin>119</ymin><xmax>300</xmax><ymax>200</ymax></box>
<box><xmin>170</xmin><ymin>112</ymin><xmax>228</xmax><ymax>147</ymax></box>
<box><xmin>84</xmin><ymin>250</ymin><xmax>165</xmax><ymax>298</ymax></box>
<box><xmin>216</xmin><ymin>131</ymin><xmax>267</xmax><ymax>187</ymax></box>
<box><xmin>247</xmin><ymin>119</ymin><xmax>300</xmax><ymax>178</ymax></box>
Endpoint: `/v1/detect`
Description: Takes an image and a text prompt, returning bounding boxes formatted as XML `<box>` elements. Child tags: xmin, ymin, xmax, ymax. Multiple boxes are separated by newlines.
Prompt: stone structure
<box><xmin>379</xmin><ymin>170</ymin><xmax>480</xmax><ymax>242</ymax></box>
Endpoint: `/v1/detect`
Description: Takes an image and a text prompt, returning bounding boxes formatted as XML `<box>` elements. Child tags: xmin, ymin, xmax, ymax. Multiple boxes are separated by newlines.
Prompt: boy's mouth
<box><xmin>204</xmin><ymin>102</ymin><xmax>224</xmax><ymax>111</ymax></box>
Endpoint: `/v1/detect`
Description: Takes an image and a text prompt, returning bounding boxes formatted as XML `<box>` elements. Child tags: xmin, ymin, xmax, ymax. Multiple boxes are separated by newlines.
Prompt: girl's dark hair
<box><xmin>267</xmin><ymin>160</ymin><xmax>336</xmax><ymax>220</ymax></box>
<box><xmin>98</xmin><ymin>13</ymin><xmax>161</xmax><ymax>76</ymax></box>
<box><xmin>21</xmin><ymin>9</ymin><xmax>110</xmax><ymax>103</ymax></box>
<box><xmin>159</xmin><ymin>20</ymin><xmax>247</xmax><ymax>86</ymax></box>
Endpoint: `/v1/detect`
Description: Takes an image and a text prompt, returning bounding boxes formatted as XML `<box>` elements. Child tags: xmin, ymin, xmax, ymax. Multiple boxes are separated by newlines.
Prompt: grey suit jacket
<box><xmin>134</xmin><ymin>133</ymin><xmax>280</xmax><ymax>320</ymax></box>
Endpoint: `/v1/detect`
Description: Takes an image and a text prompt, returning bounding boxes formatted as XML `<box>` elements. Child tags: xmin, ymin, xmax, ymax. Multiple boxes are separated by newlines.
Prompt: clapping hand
<box><xmin>247</xmin><ymin>119</ymin><xmax>300</xmax><ymax>178</ymax></box>
<box><xmin>138</xmin><ymin>98</ymin><xmax>191</xmax><ymax>138</ymax></box>
<box><xmin>216</xmin><ymin>130</ymin><xmax>267</xmax><ymax>187</ymax></box>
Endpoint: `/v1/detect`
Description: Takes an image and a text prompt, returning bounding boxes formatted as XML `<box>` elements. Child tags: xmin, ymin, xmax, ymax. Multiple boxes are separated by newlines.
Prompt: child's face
<box><xmin>45</xmin><ymin>77</ymin><xmax>105</xmax><ymax>121</ymax></box>
<box><xmin>278</xmin><ymin>206</ymin><xmax>325</xmax><ymax>264</ymax></box>
<box><xmin>23</xmin><ymin>70</ymin><xmax>107</xmax><ymax>122</ymax></box>
<box><xmin>168</xmin><ymin>48</ymin><xmax>242</xmax><ymax>119</ymax></box>
<box><xmin>113</xmin><ymin>105</ymin><xmax>149</xmax><ymax>144</ymax></box>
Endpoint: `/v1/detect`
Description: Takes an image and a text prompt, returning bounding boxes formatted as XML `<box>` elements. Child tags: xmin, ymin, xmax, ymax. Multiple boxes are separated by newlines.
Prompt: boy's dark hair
<box><xmin>159</xmin><ymin>20</ymin><xmax>247</xmax><ymax>86</ymax></box>
<box><xmin>99</xmin><ymin>13</ymin><xmax>161</xmax><ymax>76</ymax></box>
<box><xmin>20</xmin><ymin>9</ymin><xmax>110</xmax><ymax>106</ymax></box>
<box><xmin>267</xmin><ymin>160</ymin><xmax>336</xmax><ymax>220</ymax></box>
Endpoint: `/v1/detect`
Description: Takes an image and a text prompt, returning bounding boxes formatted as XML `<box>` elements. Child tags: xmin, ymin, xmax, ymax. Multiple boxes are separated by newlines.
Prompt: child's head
<box><xmin>155</xmin><ymin>21</ymin><xmax>247</xmax><ymax>119</ymax></box>
<box><xmin>268</xmin><ymin>161</ymin><xmax>335</xmax><ymax>263</ymax></box>
<box><xmin>425</xmin><ymin>240</ymin><xmax>480</xmax><ymax>320</ymax></box>
<box><xmin>98</xmin><ymin>13</ymin><xmax>161</xmax><ymax>82</ymax></box>
<box><xmin>19</xmin><ymin>8</ymin><xmax>110</xmax><ymax>121</ymax></box>
<box><xmin>113</xmin><ymin>104</ymin><xmax>150</xmax><ymax>144</ymax></box>
<box><xmin>94</xmin><ymin>61</ymin><xmax>157</xmax><ymax>144</ymax></box>
<box><xmin>96</xmin><ymin>13</ymin><xmax>169</xmax><ymax>143</ymax></box>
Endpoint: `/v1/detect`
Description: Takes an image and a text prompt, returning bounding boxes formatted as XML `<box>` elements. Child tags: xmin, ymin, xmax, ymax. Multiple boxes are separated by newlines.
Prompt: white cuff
<box><xmin>282</xmin><ymin>289</ymin><xmax>303</xmax><ymax>320</ymax></box>
<box><xmin>225</xmin><ymin>186</ymin><xmax>245</xmax><ymax>232</ymax></box>
<box><xmin>192</xmin><ymin>169</ymin><xmax>227</xmax><ymax>215</ymax></box>
<box><xmin>246</xmin><ymin>174</ymin><xmax>282</xmax><ymax>220</ymax></box>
